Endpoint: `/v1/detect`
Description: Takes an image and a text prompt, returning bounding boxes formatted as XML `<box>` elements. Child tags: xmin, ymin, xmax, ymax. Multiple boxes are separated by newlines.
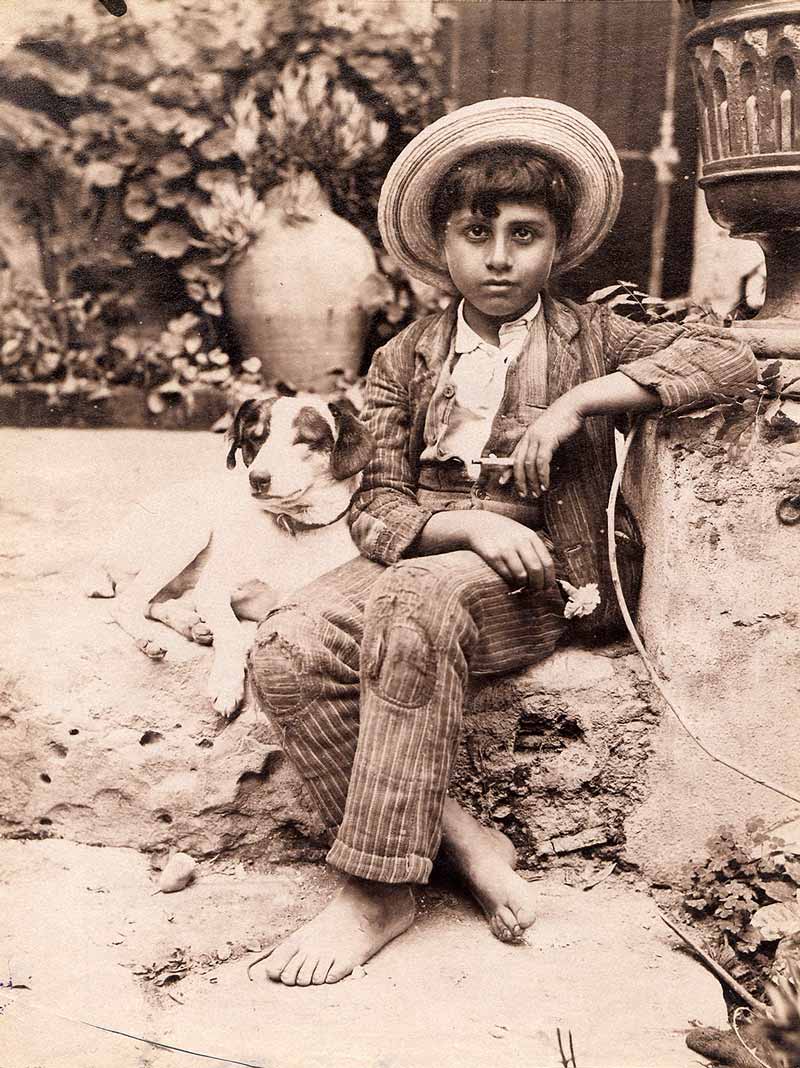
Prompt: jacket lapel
<box><xmin>415</xmin><ymin>299</ymin><xmax>458</xmax><ymax>374</ymax></box>
<box><xmin>543</xmin><ymin>293</ymin><xmax>582</xmax><ymax>404</ymax></box>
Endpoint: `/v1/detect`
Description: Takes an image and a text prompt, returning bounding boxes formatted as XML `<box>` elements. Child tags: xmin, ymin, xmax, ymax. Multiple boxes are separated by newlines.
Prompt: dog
<box><xmin>85</xmin><ymin>394</ymin><xmax>375</xmax><ymax>717</ymax></box>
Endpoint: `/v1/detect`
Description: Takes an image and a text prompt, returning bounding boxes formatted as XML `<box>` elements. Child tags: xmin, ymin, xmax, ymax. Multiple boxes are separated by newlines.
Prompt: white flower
<box><xmin>558</xmin><ymin>580</ymin><xmax>601</xmax><ymax>620</ymax></box>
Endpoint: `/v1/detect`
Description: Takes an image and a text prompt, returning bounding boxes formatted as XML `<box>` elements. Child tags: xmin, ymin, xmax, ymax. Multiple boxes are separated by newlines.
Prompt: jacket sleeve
<box><xmin>348</xmin><ymin>335</ymin><xmax>433</xmax><ymax>565</ymax></box>
<box><xmin>600</xmin><ymin>304</ymin><xmax>759</xmax><ymax>409</ymax></box>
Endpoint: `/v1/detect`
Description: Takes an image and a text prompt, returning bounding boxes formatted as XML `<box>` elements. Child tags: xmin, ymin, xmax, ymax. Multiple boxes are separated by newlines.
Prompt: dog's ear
<box><xmin>226</xmin><ymin>398</ymin><xmax>260</xmax><ymax>469</ymax></box>
<box><xmin>328</xmin><ymin>401</ymin><xmax>375</xmax><ymax>480</ymax></box>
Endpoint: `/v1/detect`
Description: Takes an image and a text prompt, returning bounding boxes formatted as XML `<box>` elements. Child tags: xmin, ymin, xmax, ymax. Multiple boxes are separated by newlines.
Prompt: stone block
<box><xmin>622</xmin><ymin>413</ymin><xmax>800</xmax><ymax>878</ymax></box>
<box><xmin>456</xmin><ymin>643</ymin><xmax>655</xmax><ymax>861</ymax></box>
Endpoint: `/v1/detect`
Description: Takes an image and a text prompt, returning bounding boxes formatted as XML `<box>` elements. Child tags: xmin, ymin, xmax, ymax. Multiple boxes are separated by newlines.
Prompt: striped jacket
<box><xmin>349</xmin><ymin>293</ymin><xmax>758</xmax><ymax>635</ymax></box>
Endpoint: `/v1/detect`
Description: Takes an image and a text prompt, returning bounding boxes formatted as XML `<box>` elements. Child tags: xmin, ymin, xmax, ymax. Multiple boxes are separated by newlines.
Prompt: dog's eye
<box><xmin>293</xmin><ymin>408</ymin><xmax>334</xmax><ymax>452</ymax></box>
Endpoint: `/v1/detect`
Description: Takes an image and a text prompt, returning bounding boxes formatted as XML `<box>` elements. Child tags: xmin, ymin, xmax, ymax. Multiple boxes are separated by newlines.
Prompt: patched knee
<box><xmin>362</xmin><ymin>571</ymin><xmax>440</xmax><ymax>708</ymax></box>
<box><xmin>249</xmin><ymin>607</ymin><xmax>323</xmax><ymax>720</ymax></box>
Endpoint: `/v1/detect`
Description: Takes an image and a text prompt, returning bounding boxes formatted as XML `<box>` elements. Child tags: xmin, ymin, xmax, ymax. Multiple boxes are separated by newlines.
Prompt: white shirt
<box><xmin>436</xmin><ymin>297</ymin><xmax>542</xmax><ymax>478</ymax></box>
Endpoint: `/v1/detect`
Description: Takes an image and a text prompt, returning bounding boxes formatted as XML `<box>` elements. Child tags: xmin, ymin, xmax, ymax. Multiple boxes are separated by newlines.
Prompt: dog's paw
<box><xmin>208</xmin><ymin>672</ymin><xmax>244</xmax><ymax>718</ymax></box>
<box><xmin>210</xmin><ymin>687</ymin><xmax>243</xmax><ymax>719</ymax></box>
<box><xmin>191</xmin><ymin>620</ymin><xmax>214</xmax><ymax>646</ymax></box>
<box><xmin>136</xmin><ymin>637</ymin><xmax>167</xmax><ymax>660</ymax></box>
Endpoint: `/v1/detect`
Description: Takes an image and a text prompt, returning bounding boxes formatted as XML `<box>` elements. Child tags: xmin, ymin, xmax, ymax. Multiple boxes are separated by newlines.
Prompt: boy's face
<box><xmin>441</xmin><ymin>198</ymin><xmax>559</xmax><ymax>337</ymax></box>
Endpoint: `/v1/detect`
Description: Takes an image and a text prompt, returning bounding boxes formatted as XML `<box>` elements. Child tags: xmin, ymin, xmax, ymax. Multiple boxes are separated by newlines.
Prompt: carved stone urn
<box><xmin>686</xmin><ymin>0</ymin><xmax>800</xmax><ymax>354</ymax></box>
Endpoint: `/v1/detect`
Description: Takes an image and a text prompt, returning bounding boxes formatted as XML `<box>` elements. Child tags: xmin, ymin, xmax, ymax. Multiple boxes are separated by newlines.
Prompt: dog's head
<box><xmin>225</xmin><ymin>394</ymin><xmax>375</xmax><ymax>510</ymax></box>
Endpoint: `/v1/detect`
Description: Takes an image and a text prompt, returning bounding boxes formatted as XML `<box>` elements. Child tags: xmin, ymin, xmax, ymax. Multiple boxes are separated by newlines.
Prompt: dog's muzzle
<box><xmin>249</xmin><ymin>472</ymin><xmax>272</xmax><ymax>495</ymax></box>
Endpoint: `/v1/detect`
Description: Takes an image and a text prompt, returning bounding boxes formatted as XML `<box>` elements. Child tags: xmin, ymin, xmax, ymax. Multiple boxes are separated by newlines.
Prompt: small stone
<box><xmin>159</xmin><ymin>852</ymin><xmax>197</xmax><ymax>894</ymax></box>
<box><xmin>216</xmin><ymin>945</ymin><xmax>231</xmax><ymax>962</ymax></box>
<box><xmin>351</xmin><ymin>965</ymin><xmax>367</xmax><ymax>979</ymax></box>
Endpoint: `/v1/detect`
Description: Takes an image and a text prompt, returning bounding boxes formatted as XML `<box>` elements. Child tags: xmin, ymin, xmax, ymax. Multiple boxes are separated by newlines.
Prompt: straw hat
<box><xmin>378</xmin><ymin>97</ymin><xmax>623</xmax><ymax>291</ymax></box>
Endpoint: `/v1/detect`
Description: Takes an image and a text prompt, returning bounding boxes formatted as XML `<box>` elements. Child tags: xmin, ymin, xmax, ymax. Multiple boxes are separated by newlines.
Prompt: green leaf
<box><xmin>751</xmin><ymin>900</ymin><xmax>800</xmax><ymax>941</ymax></box>
<box><xmin>124</xmin><ymin>193</ymin><xmax>158</xmax><ymax>223</ymax></box>
<box><xmin>156</xmin><ymin>151</ymin><xmax>192</xmax><ymax>180</ymax></box>
<box><xmin>784</xmin><ymin>859</ymin><xmax>800</xmax><ymax>883</ymax></box>
<box><xmin>587</xmin><ymin>283</ymin><xmax>627</xmax><ymax>303</ymax></box>
<box><xmin>140</xmin><ymin>222</ymin><xmax>193</xmax><ymax>259</ymax></box>
<box><xmin>84</xmin><ymin>161</ymin><xmax>124</xmax><ymax>189</ymax></box>
<box><xmin>198</xmin><ymin>128</ymin><xmax>236</xmax><ymax>161</ymax></box>
<box><xmin>147</xmin><ymin>390</ymin><xmax>166</xmax><ymax>415</ymax></box>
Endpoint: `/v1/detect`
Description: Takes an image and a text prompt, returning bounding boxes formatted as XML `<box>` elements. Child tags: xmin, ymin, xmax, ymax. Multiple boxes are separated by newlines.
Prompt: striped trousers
<box><xmin>248</xmin><ymin>489</ymin><xmax>567</xmax><ymax>885</ymax></box>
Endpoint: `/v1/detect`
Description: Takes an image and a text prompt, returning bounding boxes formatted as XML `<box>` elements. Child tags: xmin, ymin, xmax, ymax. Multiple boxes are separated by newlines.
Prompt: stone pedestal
<box><xmin>622</xmin><ymin>410</ymin><xmax>800</xmax><ymax>879</ymax></box>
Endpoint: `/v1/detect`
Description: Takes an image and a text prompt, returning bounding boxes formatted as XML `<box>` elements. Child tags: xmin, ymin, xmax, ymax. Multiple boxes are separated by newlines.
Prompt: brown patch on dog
<box><xmin>292</xmin><ymin>406</ymin><xmax>335</xmax><ymax>453</ymax></box>
<box><xmin>226</xmin><ymin>398</ymin><xmax>276</xmax><ymax>469</ymax></box>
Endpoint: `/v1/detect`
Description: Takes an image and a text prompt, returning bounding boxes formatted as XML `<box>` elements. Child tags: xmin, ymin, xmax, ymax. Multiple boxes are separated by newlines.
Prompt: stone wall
<box><xmin>622</xmin><ymin>409</ymin><xmax>800</xmax><ymax>879</ymax></box>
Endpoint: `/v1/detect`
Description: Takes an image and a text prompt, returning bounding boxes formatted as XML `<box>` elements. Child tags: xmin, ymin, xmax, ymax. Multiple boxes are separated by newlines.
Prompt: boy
<box><xmin>248</xmin><ymin>98</ymin><xmax>757</xmax><ymax>987</ymax></box>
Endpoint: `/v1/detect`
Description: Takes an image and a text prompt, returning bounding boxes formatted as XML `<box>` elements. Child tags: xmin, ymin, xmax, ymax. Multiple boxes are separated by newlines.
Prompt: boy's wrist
<box><xmin>550</xmin><ymin>391</ymin><xmax>588</xmax><ymax>420</ymax></box>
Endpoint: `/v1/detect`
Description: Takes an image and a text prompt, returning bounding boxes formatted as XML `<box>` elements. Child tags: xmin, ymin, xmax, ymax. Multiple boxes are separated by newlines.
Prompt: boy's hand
<box><xmin>463</xmin><ymin>512</ymin><xmax>556</xmax><ymax>591</ymax></box>
<box><xmin>500</xmin><ymin>397</ymin><xmax>584</xmax><ymax>498</ymax></box>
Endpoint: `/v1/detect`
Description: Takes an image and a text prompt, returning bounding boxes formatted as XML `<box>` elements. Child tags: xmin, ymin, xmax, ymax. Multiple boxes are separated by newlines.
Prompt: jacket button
<box><xmin>443</xmin><ymin>384</ymin><xmax>456</xmax><ymax>399</ymax></box>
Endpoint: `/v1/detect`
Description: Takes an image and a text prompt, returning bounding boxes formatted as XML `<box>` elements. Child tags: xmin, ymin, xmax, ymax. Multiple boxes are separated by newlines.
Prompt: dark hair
<box><xmin>431</xmin><ymin>146</ymin><xmax>575</xmax><ymax>245</ymax></box>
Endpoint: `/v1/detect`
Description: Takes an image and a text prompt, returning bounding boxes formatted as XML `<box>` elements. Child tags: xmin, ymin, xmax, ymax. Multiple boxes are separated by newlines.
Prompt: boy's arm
<box><xmin>502</xmin><ymin>306</ymin><xmax>759</xmax><ymax>498</ymax></box>
<box><xmin>601</xmin><ymin>304</ymin><xmax>758</xmax><ymax>410</ymax></box>
<box><xmin>347</xmin><ymin>338</ymin><xmax>434</xmax><ymax>565</ymax></box>
<box><xmin>501</xmin><ymin>371</ymin><xmax>660</xmax><ymax>498</ymax></box>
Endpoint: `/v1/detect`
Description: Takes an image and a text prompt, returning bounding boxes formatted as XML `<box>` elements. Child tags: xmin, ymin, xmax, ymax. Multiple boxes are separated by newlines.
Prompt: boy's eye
<box><xmin>465</xmin><ymin>223</ymin><xmax>489</xmax><ymax>240</ymax></box>
<box><xmin>512</xmin><ymin>226</ymin><xmax>536</xmax><ymax>242</ymax></box>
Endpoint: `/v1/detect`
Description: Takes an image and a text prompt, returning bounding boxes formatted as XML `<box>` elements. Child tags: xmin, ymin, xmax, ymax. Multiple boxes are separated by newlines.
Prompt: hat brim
<box><xmin>378</xmin><ymin>97</ymin><xmax>623</xmax><ymax>291</ymax></box>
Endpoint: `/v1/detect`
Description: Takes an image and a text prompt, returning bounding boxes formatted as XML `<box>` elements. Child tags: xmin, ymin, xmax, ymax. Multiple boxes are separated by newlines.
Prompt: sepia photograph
<box><xmin>0</xmin><ymin>1</ymin><xmax>799</xmax><ymax>1065</ymax></box>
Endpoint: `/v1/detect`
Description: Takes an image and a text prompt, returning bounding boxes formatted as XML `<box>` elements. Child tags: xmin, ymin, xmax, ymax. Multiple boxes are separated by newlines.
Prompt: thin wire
<box><xmin>607</xmin><ymin>418</ymin><xmax>800</xmax><ymax>806</ymax></box>
<box><xmin>9</xmin><ymin>996</ymin><xmax>271</xmax><ymax>1068</ymax></box>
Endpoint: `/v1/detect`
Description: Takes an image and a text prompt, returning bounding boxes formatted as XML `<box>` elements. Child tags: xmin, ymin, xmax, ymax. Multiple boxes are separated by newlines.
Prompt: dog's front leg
<box><xmin>195</xmin><ymin>584</ymin><xmax>251</xmax><ymax>719</ymax></box>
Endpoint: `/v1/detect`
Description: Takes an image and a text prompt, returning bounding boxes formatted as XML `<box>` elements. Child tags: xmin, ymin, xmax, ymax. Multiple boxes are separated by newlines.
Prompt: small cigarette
<box><xmin>476</xmin><ymin>456</ymin><xmax>515</xmax><ymax>467</ymax></box>
<box><xmin>509</xmin><ymin>586</ymin><xmax>527</xmax><ymax>595</ymax></box>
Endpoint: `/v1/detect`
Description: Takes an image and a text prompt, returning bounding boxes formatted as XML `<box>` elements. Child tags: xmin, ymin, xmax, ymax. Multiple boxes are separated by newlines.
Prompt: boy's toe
<box><xmin>264</xmin><ymin>945</ymin><xmax>297</xmax><ymax>982</ymax></box>
<box><xmin>278</xmin><ymin>952</ymin><xmax>306</xmax><ymax>986</ymax></box>
<box><xmin>295</xmin><ymin>957</ymin><xmax>318</xmax><ymax>987</ymax></box>
<box><xmin>515</xmin><ymin>905</ymin><xmax>536</xmax><ymax>931</ymax></box>
<box><xmin>494</xmin><ymin>906</ymin><xmax>517</xmax><ymax>940</ymax></box>
<box><xmin>325</xmin><ymin>958</ymin><xmax>353</xmax><ymax>983</ymax></box>
<box><xmin>311</xmin><ymin>957</ymin><xmax>334</xmax><ymax>985</ymax></box>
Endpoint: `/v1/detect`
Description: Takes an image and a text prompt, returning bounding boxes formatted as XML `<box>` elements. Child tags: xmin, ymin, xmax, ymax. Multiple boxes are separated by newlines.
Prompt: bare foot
<box><xmin>441</xmin><ymin>797</ymin><xmax>537</xmax><ymax>943</ymax></box>
<box><xmin>250</xmin><ymin>877</ymin><xmax>415</xmax><ymax>987</ymax></box>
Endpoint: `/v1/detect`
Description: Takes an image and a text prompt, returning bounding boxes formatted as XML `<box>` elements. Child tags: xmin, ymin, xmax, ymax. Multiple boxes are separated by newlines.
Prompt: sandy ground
<box><xmin>1</xmin><ymin>428</ymin><xmax>727</xmax><ymax>1068</ymax></box>
<box><xmin>1</xmin><ymin>839</ymin><xmax>725</xmax><ymax>1068</ymax></box>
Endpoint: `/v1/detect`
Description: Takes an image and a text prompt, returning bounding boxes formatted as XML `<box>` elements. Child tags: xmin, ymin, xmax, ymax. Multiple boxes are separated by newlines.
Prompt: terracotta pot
<box><xmin>686</xmin><ymin>0</ymin><xmax>800</xmax><ymax>344</ymax></box>
<box><xmin>225</xmin><ymin>172</ymin><xmax>379</xmax><ymax>392</ymax></box>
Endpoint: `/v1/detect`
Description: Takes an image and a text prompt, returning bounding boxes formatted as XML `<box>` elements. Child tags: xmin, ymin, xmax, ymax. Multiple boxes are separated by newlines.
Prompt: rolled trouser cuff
<box><xmin>326</xmin><ymin>837</ymin><xmax>432</xmax><ymax>884</ymax></box>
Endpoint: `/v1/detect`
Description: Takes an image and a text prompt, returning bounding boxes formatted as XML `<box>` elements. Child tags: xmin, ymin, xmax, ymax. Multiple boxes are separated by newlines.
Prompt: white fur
<box><xmin>85</xmin><ymin>395</ymin><xmax>365</xmax><ymax>717</ymax></box>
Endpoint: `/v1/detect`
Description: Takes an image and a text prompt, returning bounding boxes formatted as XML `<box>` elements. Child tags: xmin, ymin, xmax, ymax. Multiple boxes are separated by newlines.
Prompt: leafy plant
<box><xmin>0</xmin><ymin>279</ymin><xmax>110</xmax><ymax>394</ymax></box>
<box><xmin>753</xmin><ymin>963</ymin><xmax>800</xmax><ymax>1068</ymax></box>
<box><xmin>586</xmin><ymin>280</ymin><xmax>718</xmax><ymax>326</ymax></box>
<box><xmin>0</xmin><ymin>0</ymin><xmax>450</xmax><ymax>411</ymax></box>
<box><xmin>681</xmin><ymin>820</ymin><xmax>800</xmax><ymax>996</ymax></box>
